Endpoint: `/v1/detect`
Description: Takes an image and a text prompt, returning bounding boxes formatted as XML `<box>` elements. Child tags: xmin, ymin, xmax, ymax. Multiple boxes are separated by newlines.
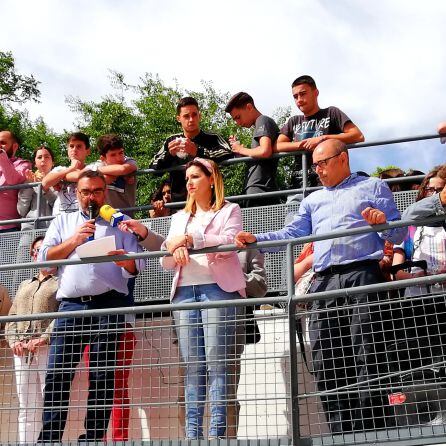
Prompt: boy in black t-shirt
<box><xmin>225</xmin><ymin>92</ymin><xmax>280</xmax><ymax>207</ymax></box>
<box><xmin>150</xmin><ymin>97</ymin><xmax>232</xmax><ymax>202</ymax></box>
<box><xmin>277</xmin><ymin>75</ymin><xmax>364</xmax><ymax>188</ymax></box>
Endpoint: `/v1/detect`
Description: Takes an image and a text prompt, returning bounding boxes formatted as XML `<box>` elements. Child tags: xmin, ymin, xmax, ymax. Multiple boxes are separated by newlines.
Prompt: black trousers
<box><xmin>38</xmin><ymin>294</ymin><xmax>126</xmax><ymax>442</ymax></box>
<box><xmin>308</xmin><ymin>261</ymin><xmax>388</xmax><ymax>433</ymax></box>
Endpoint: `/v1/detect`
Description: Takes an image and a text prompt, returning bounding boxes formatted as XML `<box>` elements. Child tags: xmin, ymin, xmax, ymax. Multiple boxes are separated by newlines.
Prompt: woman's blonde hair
<box><xmin>184</xmin><ymin>158</ymin><xmax>225</xmax><ymax>214</ymax></box>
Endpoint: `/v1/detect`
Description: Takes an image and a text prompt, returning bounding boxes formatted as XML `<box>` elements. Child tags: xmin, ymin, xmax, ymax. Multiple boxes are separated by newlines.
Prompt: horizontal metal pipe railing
<box><xmin>0</xmin><ymin>178</ymin><xmax>420</xmax><ymax>226</ymax></box>
<box><xmin>136</xmin><ymin>132</ymin><xmax>443</xmax><ymax>175</ymax></box>
<box><xmin>0</xmin><ymin>269</ymin><xmax>441</xmax><ymax>324</ymax></box>
<box><xmin>1</xmin><ymin>213</ymin><xmax>444</xmax><ymax>273</ymax></box>
<box><xmin>2</xmin><ymin>203</ymin><xmax>446</xmax><ymax>444</ymax></box>
<box><xmin>0</xmin><ymin>131</ymin><xmax>439</xmax><ymax>225</ymax></box>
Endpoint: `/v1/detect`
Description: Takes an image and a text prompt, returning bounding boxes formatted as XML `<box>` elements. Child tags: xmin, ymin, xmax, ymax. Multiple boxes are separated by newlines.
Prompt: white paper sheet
<box><xmin>75</xmin><ymin>235</ymin><xmax>116</xmax><ymax>258</ymax></box>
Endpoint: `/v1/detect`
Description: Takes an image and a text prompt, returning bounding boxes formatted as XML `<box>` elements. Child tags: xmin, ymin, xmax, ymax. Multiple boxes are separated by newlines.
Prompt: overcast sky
<box><xmin>2</xmin><ymin>0</ymin><xmax>446</xmax><ymax>173</ymax></box>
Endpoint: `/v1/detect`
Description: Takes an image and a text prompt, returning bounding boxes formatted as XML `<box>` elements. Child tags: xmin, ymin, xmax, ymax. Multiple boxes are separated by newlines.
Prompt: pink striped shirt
<box><xmin>0</xmin><ymin>152</ymin><xmax>32</xmax><ymax>230</ymax></box>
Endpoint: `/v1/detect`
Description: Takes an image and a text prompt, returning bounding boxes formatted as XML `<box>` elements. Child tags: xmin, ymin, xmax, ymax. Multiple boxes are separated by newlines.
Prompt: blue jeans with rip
<box><xmin>173</xmin><ymin>283</ymin><xmax>239</xmax><ymax>439</ymax></box>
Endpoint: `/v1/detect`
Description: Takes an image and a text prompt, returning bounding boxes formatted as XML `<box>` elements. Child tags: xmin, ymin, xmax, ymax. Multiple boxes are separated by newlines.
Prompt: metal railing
<box><xmin>0</xmin><ymin>190</ymin><xmax>422</xmax><ymax>312</ymax></box>
<box><xmin>0</xmin><ymin>132</ymin><xmax>440</xmax><ymax>228</ymax></box>
<box><xmin>2</xmin><ymin>213</ymin><xmax>446</xmax><ymax>444</ymax></box>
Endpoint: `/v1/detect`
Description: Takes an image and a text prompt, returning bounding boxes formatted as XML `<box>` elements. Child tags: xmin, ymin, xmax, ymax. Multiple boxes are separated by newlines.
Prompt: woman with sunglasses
<box><xmin>392</xmin><ymin>165</ymin><xmax>446</xmax><ymax>295</ymax></box>
<box><xmin>161</xmin><ymin>157</ymin><xmax>245</xmax><ymax>440</ymax></box>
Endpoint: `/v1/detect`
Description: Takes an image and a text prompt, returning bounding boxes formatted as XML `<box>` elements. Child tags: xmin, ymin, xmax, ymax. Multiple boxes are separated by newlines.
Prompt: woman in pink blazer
<box><xmin>161</xmin><ymin>158</ymin><xmax>245</xmax><ymax>439</ymax></box>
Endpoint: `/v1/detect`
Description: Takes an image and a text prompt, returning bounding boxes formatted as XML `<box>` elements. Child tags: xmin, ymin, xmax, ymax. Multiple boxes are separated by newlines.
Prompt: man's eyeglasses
<box><xmin>311</xmin><ymin>152</ymin><xmax>342</xmax><ymax>171</ymax></box>
<box><xmin>78</xmin><ymin>188</ymin><xmax>105</xmax><ymax>198</ymax></box>
<box><xmin>425</xmin><ymin>186</ymin><xmax>443</xmax><ymax>195</ymax></box>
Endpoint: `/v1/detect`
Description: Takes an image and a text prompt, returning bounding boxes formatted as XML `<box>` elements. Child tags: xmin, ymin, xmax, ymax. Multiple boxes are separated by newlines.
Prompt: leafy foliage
<box><xmin>371</xmin><ymin>165</ymin><xmax>402</xmax><ymax>177</ymax></box>
<box><xmin>1</xmin><ymin>61</ymin><xmax>293</xmax><ymax>212</ymax></box>
<box><xmin>0</xmin><ymin>105</ymin><xmax>66</xmax><ymax>165</ymax></box>
<box><xmin>0</xmin><ymin>51</ymin><xmax>40</xmax><ymax>105</ymax></box>
<box><xmin>67</xmin><ymin>72</ymin><xmax>276</xmax><ymax>213</ymax></box>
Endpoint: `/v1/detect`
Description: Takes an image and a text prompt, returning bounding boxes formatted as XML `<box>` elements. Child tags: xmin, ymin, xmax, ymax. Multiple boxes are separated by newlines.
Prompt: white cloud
<box><xmin>2</xmin><ymin>0</ymin><xmax>445</xmax><ymax>171</ymax></box>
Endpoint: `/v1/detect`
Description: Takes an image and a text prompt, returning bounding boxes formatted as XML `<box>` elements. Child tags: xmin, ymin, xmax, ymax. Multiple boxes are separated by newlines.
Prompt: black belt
<box><xmin>62</xmin><ymin>290</ymin><xmax>125</xmax><ymax>304</ymax></box>
<box><xmin>316</xmin><ymin>259</ymin><xmax>380</xmax><ymax>277</ymax></box>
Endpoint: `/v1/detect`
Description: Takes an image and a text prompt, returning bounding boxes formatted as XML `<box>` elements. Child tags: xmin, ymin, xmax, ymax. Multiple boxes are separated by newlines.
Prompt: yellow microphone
<box><xmin>99</xmin><ymin>204</ymin><xmax>143</xmax><ymax>241</ymax></box>
<box><xmin>99</xmin><ymin>204</ymin><xmax>125</xmax><ymax>227</ymax></box>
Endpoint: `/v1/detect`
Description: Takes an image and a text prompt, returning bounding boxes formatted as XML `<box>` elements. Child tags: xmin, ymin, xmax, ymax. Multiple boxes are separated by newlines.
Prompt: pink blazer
<box><xmin>160</xmin><ymin>201</ymin><xmax>246</xmax><ymax>300</ymax></box>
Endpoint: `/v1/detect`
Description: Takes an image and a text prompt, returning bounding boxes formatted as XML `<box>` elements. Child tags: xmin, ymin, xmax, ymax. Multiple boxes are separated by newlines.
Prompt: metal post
<box><xmin>301</xmin><ymin>153</ymin><xmax>308</xmax><ymax>195</ymax></box>
<box><xmin>286</xmin><ymin>243</ymin><xmax>301</xmax><ymax>444</ymax></box>
<box><xmin>35</xmin><ymin>183</ymin><xmax>43</xmax><ymax>230</ymax></box>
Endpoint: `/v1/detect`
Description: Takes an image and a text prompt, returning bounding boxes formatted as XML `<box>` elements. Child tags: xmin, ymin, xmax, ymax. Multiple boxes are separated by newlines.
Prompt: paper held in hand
<box><xmin>75</xmin><ymin>235</ymin><xmax>116</xmax><ymax>258</ymax></box>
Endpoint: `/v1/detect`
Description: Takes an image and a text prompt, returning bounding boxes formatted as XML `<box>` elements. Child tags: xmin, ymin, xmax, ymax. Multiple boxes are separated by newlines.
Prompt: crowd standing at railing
<box><xmin>1</xmin><ymin>73</ymin><xmax>446</xmax><ymax>441</ymax></box>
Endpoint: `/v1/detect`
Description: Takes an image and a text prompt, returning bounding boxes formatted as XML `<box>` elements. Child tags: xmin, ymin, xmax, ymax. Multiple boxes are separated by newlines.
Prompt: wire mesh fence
<box><xmin>294</xmin><ymin>277</ymin><xmax>446</xmax><ymax>446</ymax></box>
<box><xmin>0</xmin><ymin>300</ymin><xmax>292</xmax><ymax>443</ymax></box>
<box><xmin>2</xmin><ymin>187</ymin><xmax>446</xmax><ymax>444</ymax></box>
<box><xmin>1</xmin><ymin>276</ymin><xmax>446</xmax><ymax>444</ymax></box>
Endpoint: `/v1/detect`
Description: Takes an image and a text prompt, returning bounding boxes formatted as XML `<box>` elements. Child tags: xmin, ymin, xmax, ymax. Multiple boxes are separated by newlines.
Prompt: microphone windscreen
<box><xmin>99</xmin><ymin>204</ymin><xmax>116</xmax><ymax>223</ymax></box>
<box><xmin>99</xmin><ymin>204</ymin><xmax>125</xmax><ymax>227</ymax></box>
<box><xmin>88</xmin><ymin>202</ymin><xmax>98</xmax><ymax>220</ymax></box>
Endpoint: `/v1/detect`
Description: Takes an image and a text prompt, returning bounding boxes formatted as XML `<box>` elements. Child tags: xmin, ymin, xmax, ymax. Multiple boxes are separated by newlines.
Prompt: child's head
<box><xmin>67</xmin><ymin>132</ymin><xmax>90</xmax><ymax>162</ymax></box>
<box><xmin>97</xmin><ymin>134</ymin><xmax>125</xmax><ymax>165</ymax></box>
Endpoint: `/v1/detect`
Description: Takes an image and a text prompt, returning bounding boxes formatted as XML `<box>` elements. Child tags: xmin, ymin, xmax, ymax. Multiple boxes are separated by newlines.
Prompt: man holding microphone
<box><xmin>37</xmin><ymin>170</ymin><xmax>146</xmax><ymax>442</ymax></box>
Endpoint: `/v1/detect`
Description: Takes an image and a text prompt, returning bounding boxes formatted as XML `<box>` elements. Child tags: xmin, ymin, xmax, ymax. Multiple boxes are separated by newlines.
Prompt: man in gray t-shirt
<box><xmin>277</xmin><ymin>75</ymin><xmax>364</xmax><ymax>188</ymax></box>
<box><xmin>225</xmin><ymin>92</ymin><xmax>280</xmax><ymax>207</ymax></box>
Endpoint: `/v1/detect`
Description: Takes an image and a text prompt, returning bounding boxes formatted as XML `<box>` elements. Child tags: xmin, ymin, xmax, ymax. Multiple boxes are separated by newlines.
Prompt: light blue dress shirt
<box><xmin>256</xmin><ymin>173</ymin><xmax>407</xmax><ymax>272</ymax></box>
<box><xmin>39</xmin><ymin>211</ymin><xmax>145</xmax><ymax>299</ymax></box>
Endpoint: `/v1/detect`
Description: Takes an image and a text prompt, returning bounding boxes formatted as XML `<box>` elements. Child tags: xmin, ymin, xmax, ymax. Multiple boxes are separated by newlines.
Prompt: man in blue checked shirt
<box><xmin>236</xmin><ymin>139</ymin><xmax>406</xmax><ymax>433</ymax></box>
<box><xmin>37</xmin><ymin>170</ymin><xmax>145</xmax><ymax>442</ymax></box>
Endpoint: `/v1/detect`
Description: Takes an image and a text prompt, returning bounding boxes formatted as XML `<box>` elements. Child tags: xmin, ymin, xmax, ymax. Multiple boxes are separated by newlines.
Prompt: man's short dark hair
<box><xmin>176</xmin><ymin>97</ymin><xmax>199</xmax><ymax>115</ymax></box>
<box><xmin>96</xmin><ymin>134</ymin><xmax>123</xmax><ymax>156</ymax></box>
<box><xmin>291</xmin><ymin>75</ymin><xmax>317</xmax><ymax>89</ymax></box>
<box><xmin>68</xmin><ymin>132</ymin><xmax>90</xmax><ymax>149</ymax></box>
<box><xmin>78</xmin><ymin>169</ymin><xmax>106</xmax><ymax>186</ymax></box>
<box><xmin>1</xmin><ymin>129</ymin><xmax>20</xmax><ymax>146</ymax></box>
<box><xmin>30</xmin><ymin>235</ymin><xmax>45</xmax><ymax>257</ymax></box>
<box><xmin>225</xmin><ymin>92</ymin><xmax>255</xmax><ymax>113</ymax></box>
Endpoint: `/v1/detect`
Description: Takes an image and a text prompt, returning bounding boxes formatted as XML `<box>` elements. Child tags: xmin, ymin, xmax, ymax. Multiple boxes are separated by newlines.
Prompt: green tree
<box><xmin>371</xmin><ymin>165</ymin><xmax>403</xmax><ymax>177</ymax></box>
<box><xmin>68</xmin><ymin>72</ymin><xmax>292</xmax><ymax>214</ymax></box>
<box><xmin>0</xmin><ymin>51</ymin><xmax>40</xmax><ymax>105</ymax></box>
<box><xmin>0</xmin><ymin>104</ymin><xmax>64</xmax><ymax>164</ymax></box>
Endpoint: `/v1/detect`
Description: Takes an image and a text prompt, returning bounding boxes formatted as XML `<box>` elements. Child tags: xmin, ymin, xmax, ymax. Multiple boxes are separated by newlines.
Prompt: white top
<box><xmin>412</xmin><ymin>226</ymin><xmax>446</xmax><ymax>273</ymax></box>
<box><xmin>401</xmin><ymin>225</ymin><xmax>446</xmax><ymax>297</ymax></box>
<box><xmin>178</xmin><ymin>210</ymin><xmax>214</xmax><ymax>287</ymax></box>
<box><xmin>51</xmin><ymin>165</ymin><xmax>79</xmax><ymax>215</ymax></box>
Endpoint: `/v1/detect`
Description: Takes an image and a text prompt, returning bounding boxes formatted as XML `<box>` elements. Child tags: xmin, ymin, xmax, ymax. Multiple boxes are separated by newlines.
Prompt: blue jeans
<box><xmin>173</xmin><ymin>284</ymin><xmax>239</xmax><ymax>439</ymax></box>
<box><xmin>38</xmin><ymin>296</ymin><xmax>125</xmax><ymax>442</ymax></box>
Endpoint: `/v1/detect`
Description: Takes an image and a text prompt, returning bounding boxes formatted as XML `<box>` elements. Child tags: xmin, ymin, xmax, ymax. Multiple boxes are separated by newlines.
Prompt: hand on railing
<box><xmin>361</xmin><ymin>207</ymin><xmax>386</xmax><ymax>225</ymax></box>
<box><xmin>234</xmin><ymin>231</ymin><xmax>257</xmax><ymax>248</ymax></box>
<box><xmin>172</xmin><ymin>246</ymin><xmax>190</xmax><ymax>266</ymax></box>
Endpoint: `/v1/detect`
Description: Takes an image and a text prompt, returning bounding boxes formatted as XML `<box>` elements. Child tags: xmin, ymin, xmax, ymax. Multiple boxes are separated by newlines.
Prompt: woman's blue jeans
<box><xmin>173</xmin><ymin>283</ymin><xmax>239</xmax><ymax>439</ymax></box>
